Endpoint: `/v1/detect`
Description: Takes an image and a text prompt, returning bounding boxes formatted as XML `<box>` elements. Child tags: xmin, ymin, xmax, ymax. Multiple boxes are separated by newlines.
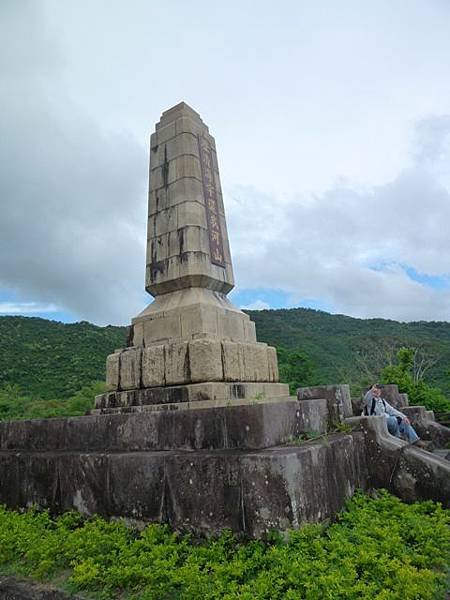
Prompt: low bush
<box><xmin>0</xmin><ymin>382</ymin><xmax>106</xmax><ymax>421</ymax></box>
<box><xmin>0</xmin><ymin>490</ymin><xmax>448</xmax><ymax>599</ymax></box>
<box><xmin>382</xmin><ymin>347</ymin><xmax>450</xmax><ymax>414</ymax></box>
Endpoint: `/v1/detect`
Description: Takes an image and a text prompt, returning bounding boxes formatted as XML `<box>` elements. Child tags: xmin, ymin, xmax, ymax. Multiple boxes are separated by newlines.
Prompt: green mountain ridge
<box><xmin>0</xmin><ymin>316</ymin><xmax>127</xmax><ymax>399</ymax></box>
<box><xmin>1</xmin><ymin>309</ymin><xmax>449</xmax><ymax>400</ymax></box>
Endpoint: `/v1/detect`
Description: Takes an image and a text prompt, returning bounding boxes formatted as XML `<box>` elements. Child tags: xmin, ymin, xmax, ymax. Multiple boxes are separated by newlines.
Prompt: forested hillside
<box><xmin>247</xmin><ymin>308</ymin><xmax>450</xmax><ymax>395</ymax></box>
<box><xmin>0</xmin><ymin>309</ymin><xmax>449</xmax><ymax>403</ymax></box>
<box><xmin>0</xmin><ymin>317</ymin><xmax>127</xmax><ymax>399</ymax></box>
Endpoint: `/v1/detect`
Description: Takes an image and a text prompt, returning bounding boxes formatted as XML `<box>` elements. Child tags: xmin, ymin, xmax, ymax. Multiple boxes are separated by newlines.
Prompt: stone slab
<box><xmin>0</xmin><ymin>433</ymin><xmax>369</xmax><ymax>538</ymax></box>
<box><xmin>189</xmin><ymin>338</ymin><xmax>223</xmax><ymax>382</ymax></box>
<box><xmin>94</xmin><ymin>381</ymin><xmax>290</xmax><ymax>410</ymax></box>
<box><xmin>0</xmin><ymin>401</ymin><xmax>314</xmax><ymax>453</ymax></box>
<box><xmin>297</xmin><ymin>385</ymin><xmax>353</xmax><ymax>425</ymax></box>
<box><xmin>142</xmin><ymin>345</ymin><xmax>165</xmax><ymax>387</ymax></box>
<box><xmin>355</xmin><ymin>416</ymin><xmax>450</xmax><ymax>507</ymax></box>
<box><xmin>118</xmin><ymin>347</ymin><xmax>142</xmax><ymax>390</ymax></box>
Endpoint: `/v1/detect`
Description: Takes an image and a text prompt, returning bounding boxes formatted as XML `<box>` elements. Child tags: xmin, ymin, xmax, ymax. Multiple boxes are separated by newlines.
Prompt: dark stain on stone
<box><xmin>178</xmin><ymin>228</ymin><xmax>185</xmax><ymax>255</ymax></box>
<box><xmin>162</xmin><ymin>145</ymin><xmax>169</xmax><ymax>189</ymax></box>
<box><xmin>126</xmin><ymin>324</ymin><xmax>134</xmax><ymax>347</ymax></box>
<box><xmin>150</xmin><ymin>260</ymin><xmax>166</xmax><ymax>282</ymax></box>
<box><xmin>117</xmin><ymin>354</ymin><xmax>122</xmax><ymax>392</ymax></box>
<box><xmin>184</xmin><ymin>344</ymin><xmax>191</xmax><ymax>382</ymax></box>
<box><xmin>232</xmin><ymin>384</ymin><xmax>246</xmax><ymax>399</ymax></box>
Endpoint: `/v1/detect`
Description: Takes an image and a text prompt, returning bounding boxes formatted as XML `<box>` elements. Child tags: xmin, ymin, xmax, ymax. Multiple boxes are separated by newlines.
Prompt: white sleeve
<box><xmin>383</xmin><ymin>399</ymin><xmax>405</xmax><ymax>419</ymax></box>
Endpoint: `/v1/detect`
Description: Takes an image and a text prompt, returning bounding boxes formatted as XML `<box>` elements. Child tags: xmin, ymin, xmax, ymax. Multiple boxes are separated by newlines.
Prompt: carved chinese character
<box><xmin>202</xmin><ymin>152</ymin><xmax>212</xmax><ymax>169</ymax></box>
<box><xmin>207</xmin><ymin>198</ymin><xmax>217</xmax><ymax>213</ymax></box>
<box><xmin>213</xmin><ymin>248</ymin><xmax>224</xmax><ymax>263</ymax></box>
<box><xmin>210</xmin><ymin>214</ymin><xmax>219</xmax><ymax>230</ymax></box>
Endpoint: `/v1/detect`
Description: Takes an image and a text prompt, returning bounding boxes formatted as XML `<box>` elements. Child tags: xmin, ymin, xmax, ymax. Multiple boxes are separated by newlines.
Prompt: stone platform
<box><xmin>1</xmin><ymin>388</ymin><xmax>450</xmax><ymax>538</ymax></box>
<box><xmin>0</xmin><ymin>433</ymin><xmax>368</xmax><ymax>538</ymax></box>
<box><xmin>0</xmin><ymin>396</ymin><xmax>368</xmax><ymax>538</ymax></box>
<box><xmin>93</xmin><ymin>382</ymin><xmax>290</xmax><ymax>414</ymax></box>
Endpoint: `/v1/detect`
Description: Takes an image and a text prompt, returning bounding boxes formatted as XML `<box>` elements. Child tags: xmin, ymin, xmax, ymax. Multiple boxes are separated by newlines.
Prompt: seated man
<box><xmin>362</xmin><ymin>384</ymin><xmax>427</xmax><ymax>448</ymax></box>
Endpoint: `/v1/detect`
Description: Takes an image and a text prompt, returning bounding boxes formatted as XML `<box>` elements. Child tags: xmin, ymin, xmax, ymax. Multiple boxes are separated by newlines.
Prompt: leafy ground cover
<box><xmin>0</xmin><ymin>382</ymin><xmax>105</xmax><ymax>421</ymax></box>
<box><xmin>0</xmin><ymin>491</ymin><xmax>448</xmax><ymax>599</ymax></box>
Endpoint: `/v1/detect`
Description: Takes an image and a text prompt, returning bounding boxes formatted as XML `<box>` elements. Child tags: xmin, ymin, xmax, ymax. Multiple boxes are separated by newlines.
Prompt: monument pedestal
<box><xmin>93</xmin><ymin>381</ymin><xmax>290</xmax><ymax>414</ymax></box>
<box><xmin>96</xmin><ymin>103</ymin><xmax>289</xmax><ymax>414</ymax></box>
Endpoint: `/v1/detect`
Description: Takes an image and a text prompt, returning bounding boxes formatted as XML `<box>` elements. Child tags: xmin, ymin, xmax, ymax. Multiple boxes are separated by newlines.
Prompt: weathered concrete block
<box><xmin>120</xmin><ymin>348</ymin><xmax>142</xmax><ymax>390</ymax></box>
<box><xmin>175</xmin><ymin>114</ymin><xmax>208</xmax><ymax>137</ymax></box>
<box><xmin>142</xmin><ymin>345</ymin><xmax>165</xmax><ymax>387</ymax></box>
<box><xmin>167</xmin><ymin>178</ymin><xmax>205</xmax><ymax>210</ymax></box>
<box><xmin>165</xmin><ymin>341</ymin><xmax>189</xmax><ymax>385</ymax></box>
<box><xmin>380</xmin><ymin>384</ymin><xmax>409</xmax><ymax>409</ymax></box>
<box><xmin>219</xmin><ymin>310</ymin><xmax>246</xmax><ymax>341</ymax></box>
<box><xmin>105</xmin><ymin>352</ymin><xmax>120</xmax><ymax>391</ymax></box>
<box><xmin>295</xmin><ymin>398</ymin><xmax>328</xmax><ymax>434</ymax></box>
<box><xmin>241</xmin><ymin>343</ymin><xmax>269</xmax><ymax>382</ymax></box>
<box><xmin>132</xmin><ymin>321</ymin><xmax>144</xmax><ymax>346</ymax></box>
<box><xmin>253</xmin><ymin>344</ymin><xmax>270</xmax><ymax>382</ymax></box>
<box><xmin>153</xmin><ymin>120</ymin><xmax>176</xmax><ymax>144</ymax></box>
<box><xmin>189</xmin><ymin>339</ymin><xmax>223</xmax><ymax>382</ymax></box>
<box><xmin>177</xmin><ymin>201</ymin><xmax>207</xmax><ymax>228</ymax></box>
<box><xmin>153</xmin><ymin>206</ymin><xmax>178</xmax><ymax>236</ymax></box>
<box><xmin>164</xmin><ymin>131</ymin><xmax>200</xmax><ymax>163</ymax></box>
<box><xmin>243</xmin><ymin>319</ymin><xmax>257</xmax><ymax>342</ymax></box>
<box><xmin>298</xmin><ymin>385</ymin><xmax>353</xmax><ymax>424</ymax></box>
<box><xmin>267</xmin><ymin>346</ymin><xmax>279</xmax><ymax>383</ymax></box>
<box><xmin>358</xmin><ymin>416</ymin><xmax>450</xmax><ymax>507</ymax></box>
<box><xmin>0</xmin><ymin>433</ymin><xmax>371</xmax><ymax>537</ymax></box>
<box><xmin>143</xmin><ymin>313</ymin><xmax>182</xmax><ymax>345</ymax></box>
<box><xmin>168</xmin><ymin>154</ymin><xmax>202</xmax><ymax>184</ymax></box>
<box><xmin>222</xmin><ymin>341</ymin><xmax>243</xmax><ymax>381</ymax></box>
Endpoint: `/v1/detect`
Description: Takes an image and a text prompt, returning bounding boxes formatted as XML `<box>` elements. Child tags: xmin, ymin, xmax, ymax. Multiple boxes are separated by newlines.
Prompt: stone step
<box><xmin>0</xmin><ymin>433</ymin><xmax>368</xmax><ymax>538</ymax></box>
<box><xmin>0</xmin><ymin>398</ymin><xmax>329</xmax><ymax>453</ymax></box>
<box><xmin>91</xmin><ymin>393</ymin><xmax>293</xmax><ymax>414</ymax></box>
<box><xmin>95</xmin><ymin>381</ymin><xmax>290</xmax><ymax>410</ymax></box>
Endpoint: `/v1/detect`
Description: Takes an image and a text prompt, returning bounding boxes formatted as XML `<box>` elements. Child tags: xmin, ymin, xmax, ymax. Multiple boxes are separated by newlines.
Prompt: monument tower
<box><xmin>94</xmin><ymin>102</ymin><xmax>289</xmax><ymax>412</ymax></box>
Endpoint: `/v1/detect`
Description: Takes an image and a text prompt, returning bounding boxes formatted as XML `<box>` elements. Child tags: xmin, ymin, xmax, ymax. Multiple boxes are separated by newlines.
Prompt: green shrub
<box><xmin>0</xmin><ymin>490</ymin><xmax>448</xmax><ymax>599</ymax></box>
<box><xmin>382</xmin><ymin>347</ymin><xmax>450</xmax><ymax>414</ymax></box>
<box><xmin>0</xmin><ymin>381</ymin><xmax>106</xmax><ymax>421</ymax></box>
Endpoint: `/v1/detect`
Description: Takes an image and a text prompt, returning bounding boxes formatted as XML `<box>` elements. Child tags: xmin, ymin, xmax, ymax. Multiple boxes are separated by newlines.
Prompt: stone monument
<box><xmin>94</xmin><ymin>102</ymin><xmax>289</xmax><ymax>413</ymax></box>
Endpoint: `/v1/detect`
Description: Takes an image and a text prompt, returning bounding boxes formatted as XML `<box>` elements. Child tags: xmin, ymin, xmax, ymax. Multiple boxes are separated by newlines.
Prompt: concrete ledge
<box><xmin>0</xmin><ymin>400</ymin><xmax>323</xmax><ymax>453</ymax></box>
<box><xmin>0</xmin><ymin>433</ymin><xmax>369</xmax><ymax>538</ymax></box>
<box><xmin>95</xmin><ymin>381</ymin><xmax>290</xmax><ymax>410</ymax></box>
<box><xmin>297</xmin><ymin>384</ymin><xmax>353</xmax><ymax>425</ymax></box>
<box><xmin>357</xmin><ymin>416</ymin><xmax>450</xmax><ymax>507</ymax></box>
<box><xmin>402</xmin><ymin>405</ymin><xmax>450</xmax><ymax>447</ymax></box>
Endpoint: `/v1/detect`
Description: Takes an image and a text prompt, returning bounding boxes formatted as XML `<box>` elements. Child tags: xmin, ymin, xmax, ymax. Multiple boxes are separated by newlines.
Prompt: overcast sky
<box><xmin>1</xmin><ymin>0</ymin><xmax>450</xmax><ymax>325</ymax></box>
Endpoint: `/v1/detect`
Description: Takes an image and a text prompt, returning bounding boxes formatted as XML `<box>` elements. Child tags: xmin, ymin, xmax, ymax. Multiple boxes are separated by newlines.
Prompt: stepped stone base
<box><xmin>0</xmin><ymin>434</ymin><xmax>369</xmax><ymax>538</ymax></box>
<box><xmin>0</xmin><ymin>401</ymin><xmax>326</xmax><ymax>453</ymax></box>
<box><xmin>107</xmin><ymin>339</ymin><xmax>279</xmax><ymax>391</ymax></box>
<box><xmin>94</xmin><ymin>381</ymin><xmax>290</xmax><ymax>413</ymax></box>
<box><xmin>1</xmin><ymin>389</ymin><xmax>450</xmax><ymax>537</ymax></box>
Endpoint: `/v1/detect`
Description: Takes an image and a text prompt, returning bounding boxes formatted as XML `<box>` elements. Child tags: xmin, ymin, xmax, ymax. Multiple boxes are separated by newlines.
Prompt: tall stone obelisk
<box><xmin>94</xmin><ymin>102</ymin><xmax>289</xmax><ymax>412</ymax></box>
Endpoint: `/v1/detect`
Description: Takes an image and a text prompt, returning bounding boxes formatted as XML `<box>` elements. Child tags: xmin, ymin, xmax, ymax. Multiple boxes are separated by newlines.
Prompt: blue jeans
<box><xmin>387</xmin><ymin>416</ymin><xmax>419</xmax><ymax>443</ymax></box>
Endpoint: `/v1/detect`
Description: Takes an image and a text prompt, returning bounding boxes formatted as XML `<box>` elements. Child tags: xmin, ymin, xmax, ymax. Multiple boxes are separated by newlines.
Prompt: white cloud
<box><xmin>226</xmin><ymin>116</ymin><xmax>450</xmax><ymax>321</ymax></box>
<box><xmin>0</xmin><ymin>302</ymin><xmax>60</xmax><ymax>315</ymax></box>
<box><xmin>239</xmin><ymin>300</ymin><xmax>271</xmax><ymax>311</ymax></box>
<box><xmin>0</xmin><ymin>1</ymin><xmax>147</xmax><ymax>325</ymax></box>
<box><xmin>1</xmin><ymin>1</ymin><xmax>450</xmax><ymax>325</ymax></box>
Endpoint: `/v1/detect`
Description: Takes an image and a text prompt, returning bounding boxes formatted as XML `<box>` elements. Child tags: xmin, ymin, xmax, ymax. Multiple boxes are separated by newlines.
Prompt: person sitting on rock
<box><xmin>362</xmin><ymin>384</ymin><xmax>428</xmax><ymax>448</ymax></box>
